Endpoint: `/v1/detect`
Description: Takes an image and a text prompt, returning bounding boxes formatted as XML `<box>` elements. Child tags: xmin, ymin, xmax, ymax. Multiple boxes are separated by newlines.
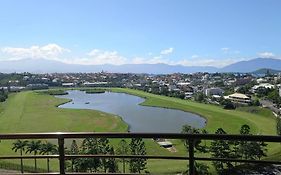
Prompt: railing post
<box><xmin>58</xmin><ymin>136</ymin><xmax>65</xmax><ymax>175</ymax></box>
<box><xmin>189</xmin><ymin>139</ymin><xmax>195</xmax><ymax>175</ymax></box>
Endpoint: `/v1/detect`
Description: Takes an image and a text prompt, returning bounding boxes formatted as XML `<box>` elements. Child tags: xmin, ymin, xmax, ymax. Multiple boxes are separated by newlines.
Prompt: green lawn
<box><xmin>0</xmin><ymin>88</ymin><xmax>279</xmax><ymax>174</ymax></box>
<box><xmin>0</xmin><ymin>91</ymin><xmax>127</xmax><ymax>133</ymax></box>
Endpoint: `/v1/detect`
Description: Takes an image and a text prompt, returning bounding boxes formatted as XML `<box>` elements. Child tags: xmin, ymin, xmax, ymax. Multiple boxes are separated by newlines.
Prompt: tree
<box><xmin>116</xmin><ymin>139</ymin><xmax>129</xmax><ymax>173</ymax></box>
<box><xmin>70</xmin><ymin>140</ymin><xmax>79</xmax><ymax>172</ymax></box>
<box><xmin>210</xmin><ymin>128</ymin><xmax>232</xmax><ymax>174</ymax></box>
<box><xmin>40</xmin><ymin>142</ymin><xmax>57</xmax><ymax>172</ymax></box>
<box><xmin>222</xmin><ymin>99</ymin><xmax>236</xmax><ymax>110</ymax></box>
<box><xmin>239</xmin><ymin>124</ymin><xmax>267</xmax><ymax>160</ymax></box>
<box><xmin>26</xmin><ymin>140</ymin><xmax>42</xmax><ymax>172</ymax></box>
<box><xmin>181</xmin><ymin>125</ymin><xmax>208</xmax><ymax>153</ymax></box>
<box><xmin>194</xmin><ymin>162</ymin><xmax>210</xmax><ymax>175</ymax></box>
<box><xmin>0</xmin><ymin>87</ymin><xmax>8</xmax><ymax>102</ymax></box>
<box><xmin>181</xmin><ymin>125</ymin><xmax>209</xmax><ymax>174</ymax></box>
<box><xmin>267</xmin><ymin>89</ymin><xmax>281</xmax><ymax>106</ymax></box>
<box><xmin>79</xmin><ymin>137</ymin><xmax>100</xmax><ymax>172</ymax></box>
<box><xmin>252</xmin><ymin>99</ymin><xmax>260</xmax><ymax>106</ymax></box>
<box><xmin>107</xmin><ymin>146</ymin><xmax>118</xmax><ymax>173</ymax></box>
<box><xmin>277</xmin><ymin>117</ymin><xmax>281</xmax><ymax>136</ymax></box>
<box><xmin>129</xmin><ymin>138</ymin><xmax>147</xmax><ymax>173</ymax></box>
<box><xmin>194</xmin><ymin>92</ymin><xmax>205</xmax><ymax>102</ymax></box>
<box><xmin>240</xmin><ymin>124</ymin><xmax>250</xmax><ymax>135</ymax></box>
<box><xmin>237</xmin><ymin>86</ymin><xmax>250</xmax><ymax>94</ymax></box>
<box><xmin>98</xmin><ymin>138</ymin><xmax>110</xmax><ymax>173</ymax></box>
<box><xmin>12</xmin><ymin>140</ymin><xmax>28</xmax><ymax>173</ymax></box>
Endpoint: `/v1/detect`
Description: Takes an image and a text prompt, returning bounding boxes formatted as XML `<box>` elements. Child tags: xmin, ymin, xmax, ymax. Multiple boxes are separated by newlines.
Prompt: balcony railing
<box><xmin>0</xmin><ymin>132</ymin><xmax>280</xmax><ymax>175</ymax></box>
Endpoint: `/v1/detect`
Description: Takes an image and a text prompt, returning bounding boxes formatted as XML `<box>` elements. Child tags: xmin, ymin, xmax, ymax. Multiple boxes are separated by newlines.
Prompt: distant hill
<box><xmin>0</xmin><ymin>58</ymin><xmax>218</xmax><ymax>74</ymax></box>
<box><xmin>251</xmin><ymin>68</ymin><xmax>281</xmax><ymax>75</ymax></box>
<box><xmin>220</xmin><ymin>58</ymin><xmax>281</xmax><ymax>73</ymax></box>
<box><xmin>1</xmin><ymin>57</ymin><xmax>281</xmax><ymax>74</ymax></box>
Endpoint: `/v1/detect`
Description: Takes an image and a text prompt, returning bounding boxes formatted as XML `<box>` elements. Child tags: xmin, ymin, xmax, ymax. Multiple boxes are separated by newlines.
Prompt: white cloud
<box><xmin>1</xmin><ymin>44</ymin><xmax>70</xmax><ymax>60</ymax></box>
<box><xmin>0</xmin><ymin>44</ymin><xmax>248</xmax><ymax>68</ymax></box>
<box><xmin>160</xmin><ymin>48</ymin><xmax>174</xmax><ymax>55</ymax></box>
<box><xmin>221</xmin><ymin>47</ymin><xmax>230</xmax><ymax>52</ymax></box>
<box><xmin>258</xmin><ymin>52</ymin><xmax>275</xmax><ymax>58</ymax></box>
<box><xmin>191</xmin><ymin>54</ymin><xmax>199</xmax><ymax>58</ymax></box>
<box><xmin>179</xmin><ymin>58</ymin><xmax>238</xmax><ymax>67</ymax></box>
<box><xmin>131</xmin><ymin>55</ymin><xmax>239</xmax><ymax>68</ymax></box>
<box><xmin>131</xmin><ymin>56</ymin><xmax>171</xmax><ymax>65</ymax></box>
<box><xmin>77</xmin><ymin>49</ymin><xmax>127</xmax><ymax>65</ymax></box>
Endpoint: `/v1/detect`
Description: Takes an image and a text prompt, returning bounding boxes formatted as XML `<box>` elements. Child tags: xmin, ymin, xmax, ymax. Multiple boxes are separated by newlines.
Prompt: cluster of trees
<box><xmin>256</xmin><ymin>87</ymin><xmax>273</xmax><ymax>98</ymax></box>
<box><xmin>181</xmin><ymin>124</ymin><xmax>268</xmax><ymax>175</ymax></box>
<box><xmin>255</xmin><ymin>87</ymin><xmax>281</xmax><ymax>107</ymax></box>
<box><xmin>194</xmin><ymin>92</ymin><xmax>206</xmax><ymax>102</ymax></box>
<box><xmin>67</xmin><ymin>137</ymin><xmax>147</xmax><ymax>173</ymax></box>
<box><xmin>267</xmin><ymin>89</ymin><xmax>281</xmax><ymax>107</ymax></box>
<box><xmin>12</xmin><ymin>140</ymin><xmax>57</xmax><ymax>173</ymax></box>
<box><xmin>0</xmin><ymin>88</ymin><xmax>8</xmax><ymax>102</ymax></box>
<box><xmin>68</xmin><ymin>138</ymin><xmax>117</xmax><ymax>173</ymax></box>
<box><xmin>11</xmin><ymin>137</ymin><xmax>147</xmax><ymax>173</ymax></box>
<box><xmin>220</xmin><ymin>99</ymin><xmax>236</xmax><ymax>110</ymax></box>
<box><xmin>141</xmin><ymin>85</ymin><xmax>185</xmax><ymax>99</ymax></box>
<box><xmin>219</xmin><ymin>98</ymin><xmax>260</xmax><ymax>110</ymax></box>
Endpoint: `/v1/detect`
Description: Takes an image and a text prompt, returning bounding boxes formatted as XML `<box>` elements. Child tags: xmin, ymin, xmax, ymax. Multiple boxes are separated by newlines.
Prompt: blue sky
<box><xmin>0</xmin><ymin>0</ymin><xmax>280</xmax><ymax>67</ymax></box>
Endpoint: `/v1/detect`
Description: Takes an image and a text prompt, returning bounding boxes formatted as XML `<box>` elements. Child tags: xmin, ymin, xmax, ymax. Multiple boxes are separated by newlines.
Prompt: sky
<box><xmin>0</xmin><ymin>0</ymin><xmax>280</xmax><ymax>67</ymax></box>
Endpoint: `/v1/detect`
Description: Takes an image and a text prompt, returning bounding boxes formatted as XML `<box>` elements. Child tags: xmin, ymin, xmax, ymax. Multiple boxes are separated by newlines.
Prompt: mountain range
<box><xmin>0</xmin><ymin>57</ymin><xmax>281</xmax><ymax>74</ymax></box>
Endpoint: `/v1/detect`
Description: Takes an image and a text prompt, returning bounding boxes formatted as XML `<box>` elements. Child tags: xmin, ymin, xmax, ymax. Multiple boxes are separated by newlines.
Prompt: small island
<box><xmin>82</xmin><ymin>89</ymin><xmax>106</xmax><ymax>94</ymax></box>
<box><xmin>38</xmin><ymin>89</ymin><xmax>68</xmax><ymax>95</ymax></box>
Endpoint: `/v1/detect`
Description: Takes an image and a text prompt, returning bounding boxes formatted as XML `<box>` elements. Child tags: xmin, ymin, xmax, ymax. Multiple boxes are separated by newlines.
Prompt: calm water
<box><xmin>56</xmin><ymin>90</ymin><xmax>206</xmax><ymax>133</ymax></box>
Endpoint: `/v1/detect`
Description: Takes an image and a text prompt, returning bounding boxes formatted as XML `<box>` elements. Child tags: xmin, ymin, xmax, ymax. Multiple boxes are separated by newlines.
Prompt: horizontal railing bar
<box><xmin>1</xmin><ymin>154</ymin><xmax>279</xmax><ymax>166</ymax></box>
<box><xmin>1</xmin><ymin>154</ymin><xmax>279</xmax><ymax>165</ymax></box>
<box><xmin>0</xmin><ymin>132</ymin><xmax>280</xmax><ymax>142</ymax></box>
<box><xmin>195</xmin><ymin>157</ymin><xmax>281</xmax><ymax>164</ymax></box>
<box><xmin>65</xmin><ymin>154</ymin><xmax>189</xmax><ymax>160</ymax></box>
<box><xmin>0</xmin><ymin>155</ymin><xmax>59</xmax><ymax>159</ymax></box>
<box><xmin>6</xmin><ymin>173</ymin><xmax>60</xmax><ymax>175</ymax></box>
<box><xmin>66</xmin><ymin>173</ymin><xmax>144</xmax><ymax>175</ymax></box>
<box><xmin>65</xmin><ymin>155</ymin><xmax>281</xmax><ymax>165</ymax></box>
<box><xmin>6</xmin><ymin>173</ymin><xmax>141</xmax><ymax>175</ymax></box>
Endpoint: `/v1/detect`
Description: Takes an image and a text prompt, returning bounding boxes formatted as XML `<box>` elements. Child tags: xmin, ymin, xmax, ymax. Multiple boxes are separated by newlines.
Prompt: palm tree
<box><xmin>12</xmin><ymin>140</ymin><xmax>28</xmax><ymax>173</ymax></box>
<box><xmin>26</xmin><ymin>140</ymin><xmax>42</xmax><ymax>172</ymax></box>
<box><xmin>40</xmin><ymin>141</ymin><xmax>57</xmax><ymax>172</ymax></box>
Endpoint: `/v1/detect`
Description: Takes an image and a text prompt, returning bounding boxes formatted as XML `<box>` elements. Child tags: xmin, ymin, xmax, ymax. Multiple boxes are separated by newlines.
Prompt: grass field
<box><xmin>0</xmin><ymin>88</ymin><xmax>279</xmax><ymax>174</ymax></box>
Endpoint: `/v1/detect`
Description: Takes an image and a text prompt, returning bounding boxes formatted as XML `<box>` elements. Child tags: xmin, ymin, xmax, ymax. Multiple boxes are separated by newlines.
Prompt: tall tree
<box><xmin>12</xmin><ymin>140</ymin><xmax>28</xmax><ymax>173</ymax></box>
<box><xmin>98</xmin><ymin>138</ymin><xmax>110</xmax><ymax>173</ymax></box>
<box><xmin>107</xmin><ymin>146</ymin><xmax>118</xmax><ymax>173</ymax></box>
<box><xmin>277</xmin><ymin>117</ymin><xmax>281</xmax><ymax>136</ymax></box>
<box><xmin>70</xmin><ymin>140</ymin><xmax>79</xmax><ymax>172</ymax></box>
<box><xmin>129</xmin><ymin>138</ymin><xmax>147</xmax><ymax>173</ymax></box>
<box><xmin>116</xmin><ymin>139</ymin><xmax>129</xmax><ymax>173</ymax></box>
<box><xmin>239</xmin><ymin>124</ymin><xmax>267</xmax><ymax>160</ymax></box>
<box><xmin>40</xmin><ymin>142</ymin><xmax>57</xmax><ymax>172</ymax></box>
<box><xmin>181</xmin><ymin>125</ymin><xmax>208</xmax><ymax>153</ymax></box>
<box><xmin>26</xmin><ymin>140</ymin><xmax>42</xmax><ymax>172</ymax></box>
<box><xmin>79</xmin><ymin>137</ymin><xmax>100</xmax><ymax>172</ymax></box>
<box><xmin>210</xmin><ymin>128</ymin><xmax>232</xmax><ymax>174</ymax></box>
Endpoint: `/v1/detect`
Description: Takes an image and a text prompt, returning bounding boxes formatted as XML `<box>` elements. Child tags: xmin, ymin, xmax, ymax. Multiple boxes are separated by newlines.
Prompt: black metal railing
<box><xmin>0</xmin><ymin>132</ymin><xmax>280</xmax><ymax>175</ymax></box>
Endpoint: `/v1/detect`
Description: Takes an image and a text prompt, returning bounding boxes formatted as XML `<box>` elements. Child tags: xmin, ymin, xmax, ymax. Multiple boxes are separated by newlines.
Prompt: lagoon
<box><xmin>57</xmin><ymin>90</ymin><xmax>206</xmax><ymax>133</ymax></box>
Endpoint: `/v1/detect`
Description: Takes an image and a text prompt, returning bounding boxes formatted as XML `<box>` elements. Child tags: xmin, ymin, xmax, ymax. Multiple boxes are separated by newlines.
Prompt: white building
<box><xmin>224</xmin><ymin>93</ymin><xmax>251</xmax><ymax>104</ymax></box>
<box><xmin>9</xmin><ymin>86</ymin><xmax>25</xmax><ymax>92</ymax></box>
<box><xmin>204</xmin><ymin>87</ymin><xmax>224</xmax><ymax>96</ymax></box>
<box><xmin>62</xmin><ymin>83</ymin><xmax>75</xmax><ymax>87</ymax></box>
<box><xmin>83</xmin><ymin>82</ymin><xmax>108</xmax><ymax>87</ymax></box>
<box><xmin>252</xmin><ymin>83</ymin><xmax>274</xmax><ymax>93</ymax></box>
